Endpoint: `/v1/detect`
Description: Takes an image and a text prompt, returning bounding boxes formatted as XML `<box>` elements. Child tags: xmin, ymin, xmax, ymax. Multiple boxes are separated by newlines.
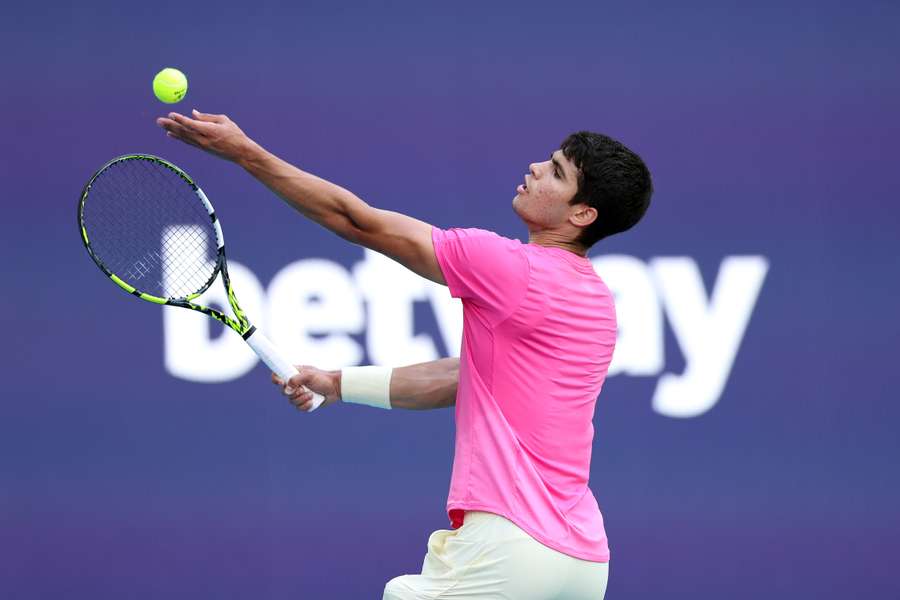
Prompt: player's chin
<box><xmin>511</xmin><ymin>196</ymin><xmax>528</xmax><ymax>220</ymax></box>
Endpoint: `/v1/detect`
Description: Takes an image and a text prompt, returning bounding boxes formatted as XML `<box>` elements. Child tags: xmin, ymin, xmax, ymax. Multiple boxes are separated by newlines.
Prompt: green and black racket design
<box><xmin>78</xmin><ymin>154</ymin><xmax>324</xmax><ymax>410</ymax></box>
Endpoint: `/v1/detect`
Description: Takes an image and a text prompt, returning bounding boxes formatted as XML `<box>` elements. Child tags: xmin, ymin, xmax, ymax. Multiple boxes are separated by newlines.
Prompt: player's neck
<box><xmin>527</xmin><ymin>231</ymin><xmax>588</xmax><ymax>257</ymax></box>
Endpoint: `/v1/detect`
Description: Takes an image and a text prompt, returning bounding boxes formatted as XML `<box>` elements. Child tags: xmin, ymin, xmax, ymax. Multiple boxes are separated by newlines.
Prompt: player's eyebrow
<box><xmin>551</xmin><ymin>153</ymin><xmax>568</xmax><ymax>181</ymax></box>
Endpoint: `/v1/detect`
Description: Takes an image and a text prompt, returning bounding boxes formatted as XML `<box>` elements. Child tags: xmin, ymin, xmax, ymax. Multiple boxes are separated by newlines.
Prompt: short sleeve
<box><xmin>432</xmin><ymin>227</ymin><xmax>529</xmax><ymax>325</ymax></box>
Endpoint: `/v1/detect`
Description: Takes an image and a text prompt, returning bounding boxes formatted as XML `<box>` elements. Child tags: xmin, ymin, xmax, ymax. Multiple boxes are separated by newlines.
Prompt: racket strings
<box><xmin>82</xmin><ymin>157</ymin><xmax>219</xmax><ymax>299</ymax></box>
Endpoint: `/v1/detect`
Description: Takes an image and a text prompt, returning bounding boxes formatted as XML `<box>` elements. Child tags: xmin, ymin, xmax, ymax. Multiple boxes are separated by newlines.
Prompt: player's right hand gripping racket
<box><xmin>78</xmin><ymin>154</ymin><xmax>324</xmax><ymax>411</ymax></box>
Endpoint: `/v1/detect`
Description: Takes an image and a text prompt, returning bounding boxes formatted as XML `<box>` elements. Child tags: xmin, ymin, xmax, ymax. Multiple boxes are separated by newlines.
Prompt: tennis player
<box><xmin>157</xmin><ymin>109</ymin><xmax>652</xmax><ymax>599</ymax></box>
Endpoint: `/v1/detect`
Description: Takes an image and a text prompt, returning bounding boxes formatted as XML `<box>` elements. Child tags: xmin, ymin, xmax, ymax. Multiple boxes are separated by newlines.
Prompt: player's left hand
<box><xmin>156</xmin><ymin>109</ymin><xmax>257</xmax><ymax>163</ymax></box>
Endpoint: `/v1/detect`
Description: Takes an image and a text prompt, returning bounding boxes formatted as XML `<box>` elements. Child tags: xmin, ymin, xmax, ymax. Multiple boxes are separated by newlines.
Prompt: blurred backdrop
<box><xmin>1</xmin><ymin>1</ymin><xmax>898</xmax><ymax>598</ymax></box>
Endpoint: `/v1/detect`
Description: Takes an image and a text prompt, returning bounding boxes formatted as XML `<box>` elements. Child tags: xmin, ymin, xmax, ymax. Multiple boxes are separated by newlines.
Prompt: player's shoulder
<box><xmin>433</xmin><ymin>227</ymin><xmax>526</xmax><ymax>274</ymax></box>
<box><xmin>437</xmin><ymin>227</ymin><xmax>522</xmax><ymax>247</ymax></box>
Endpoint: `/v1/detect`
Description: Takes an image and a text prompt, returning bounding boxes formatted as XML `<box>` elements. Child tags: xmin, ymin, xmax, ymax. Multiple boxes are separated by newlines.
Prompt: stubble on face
<box><xmin>512</xmin><ymin>150</ymin><xmax>580</xmax><ymax>229</ymax></box>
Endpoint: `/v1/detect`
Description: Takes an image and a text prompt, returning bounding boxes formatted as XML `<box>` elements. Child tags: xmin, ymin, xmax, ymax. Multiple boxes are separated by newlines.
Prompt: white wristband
<box><xmin>340</xmin><ymin>366</ymin><xmax>393</xmax><ymax>410</ymax></box>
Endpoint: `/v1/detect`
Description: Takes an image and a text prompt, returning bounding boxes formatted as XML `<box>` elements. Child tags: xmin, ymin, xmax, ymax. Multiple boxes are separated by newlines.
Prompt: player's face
<box><xmin>512</xmin><ymin>150</ymin><xmax>581</xmax><ymax>228</ymax></box>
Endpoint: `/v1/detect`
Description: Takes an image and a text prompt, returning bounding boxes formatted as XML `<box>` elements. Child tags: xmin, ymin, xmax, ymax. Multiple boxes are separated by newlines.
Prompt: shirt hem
<box><xmin>447</xmin><ymin>502</ymin><xmax>610</xmax><ymax>563</ymax></box>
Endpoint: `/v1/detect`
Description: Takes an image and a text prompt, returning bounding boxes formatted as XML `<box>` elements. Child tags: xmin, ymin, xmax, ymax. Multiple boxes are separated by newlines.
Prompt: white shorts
<box><xmin>382</xmin><ymin>511</ymin><xmax>609</xmax><ymax>600</ymax></box>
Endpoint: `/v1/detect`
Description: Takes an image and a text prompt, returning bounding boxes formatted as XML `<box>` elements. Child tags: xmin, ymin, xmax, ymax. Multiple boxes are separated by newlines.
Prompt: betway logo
<box><xmin>164</xmin><ymin>248</ymin><xmax>768</xmax><ymax>418</ymax></box>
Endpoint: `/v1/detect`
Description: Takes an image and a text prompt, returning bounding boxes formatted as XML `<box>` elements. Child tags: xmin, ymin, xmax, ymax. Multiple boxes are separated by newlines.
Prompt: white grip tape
<box><xmin>244</xmin><ymin>329</ymin><xmax>325</xmax><ymax>411</ymax></box>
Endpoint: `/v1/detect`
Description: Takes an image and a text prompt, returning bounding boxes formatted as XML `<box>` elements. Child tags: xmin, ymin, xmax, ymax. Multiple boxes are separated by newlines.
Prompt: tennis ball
<box><xmin>152</xmin><ymin>68</ymin><xmax>188</xmax><ymax>104</ymax></box>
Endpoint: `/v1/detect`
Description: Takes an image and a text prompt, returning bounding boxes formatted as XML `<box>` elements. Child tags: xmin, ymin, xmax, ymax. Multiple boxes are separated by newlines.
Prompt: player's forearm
<box><xmin>236</xmin><ymin>143</ymin><xmax>374</xmax><ymax>243</ymax></box>
<box><xmin>388</xmin><ymin>358</ymin><xmax>459</xmax><ymax>410</ymax></box>
<box><xmin>340</xmin><ymin>358</ymin><xmax>459</xmax><ymax>410</ymax></box>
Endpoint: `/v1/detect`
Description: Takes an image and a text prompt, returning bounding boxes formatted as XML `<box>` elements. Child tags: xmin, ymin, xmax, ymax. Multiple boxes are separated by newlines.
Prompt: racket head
<box><xmin>78</xmin><ymin>154</ymin><xmax>224</xmax><ymax>303</ymax></box>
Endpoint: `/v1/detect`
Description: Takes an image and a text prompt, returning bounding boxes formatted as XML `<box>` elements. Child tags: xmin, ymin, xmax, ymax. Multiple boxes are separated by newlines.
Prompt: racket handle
<box><xmin>244</xmin><ymin>328</ymin><xmax>325</xmax><ymax>411</ymax></box>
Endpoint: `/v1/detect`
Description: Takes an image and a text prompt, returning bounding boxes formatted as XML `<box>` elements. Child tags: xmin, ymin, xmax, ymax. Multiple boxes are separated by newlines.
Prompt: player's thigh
<box><xmin>382</xmin><ymin>572</ymin><xmax>462</xmax><ymax>600</ymax></box>
<box><xmin>381</xmin><ymin>527</ymin><xmax>483</xmax><ymax>600</ymax></box>
<box><xmin>382</xmin><ymin>540</ymin><xmax>607</xmax><ymax>600</ymax></box>
<box><xmin>382</xmin><ymin>513</ymin><xmax>608</xmax><ymax>600</ymax></box>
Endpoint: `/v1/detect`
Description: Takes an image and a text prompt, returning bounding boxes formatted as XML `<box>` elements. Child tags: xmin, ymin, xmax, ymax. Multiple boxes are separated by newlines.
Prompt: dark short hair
<box><xmin>560</xmin><ymin>132</ymin><xmax>653</xmax><ymax>248</ymax></box>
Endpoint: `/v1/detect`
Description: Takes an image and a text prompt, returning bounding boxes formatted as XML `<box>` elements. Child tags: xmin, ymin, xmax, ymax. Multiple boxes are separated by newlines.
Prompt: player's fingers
<box><xmin>157</xmin><ymin>118</ymin><xmax>187</xmax><ymax>136</ymax></box>
<box><xmin>291</xmin><ymin>391</ymin><xmax>312</xmax><ymax>410</ymax></box>
<box><xmin>192</xmin><ymin>109</ymin><xmax>228</xmax><ymax>123</ymax></box>
<box><xmin>287</xmin><ymin>372</ymin><xmax>308</xmax><ymax>389</ymax></box>
<box><xmin>288</xmin><ymin>366</ymin><xmax>319</xmax><ymax>387</ymax></box>
<box><xmin>165</xmin><ymin>129</ymin><xmax>190</xmax><ymax>144</ymax></box>
<box><xmin>167</xmin><ymin>112</ymin><xmax>198</xmax><ymax>128</ymax></box>
<box><xmin>157</xmin><ymin>118</ymin><xmax>191</xmax><ymax>137</ymax></box>
<box><xmin>272</xmin><ymin>372</ymin><xmax>284</xmax><ymax>386</ymax></box>
<box><xmin>158</xmin><ymin>118</ymin><xmax>209</xmax><ymax>149</ymax></box>
<box><xmin>170</xmin><ymin>112</ymin><xmax>215</xmax><ymax>135</ymax></box>
<box><xmin>297</xmin><ymin>394</ymin><xmax>315</xmax><ymax>412</ymax></box>
<box><xmin>285</xmin><ymin>383</ymin><xmax>311</xmax><ymax>400</ymax></box>
<box><xmin>294</xmin><ymin>390</ymin><xmax>312</xmax><ymax>403</ymax></box>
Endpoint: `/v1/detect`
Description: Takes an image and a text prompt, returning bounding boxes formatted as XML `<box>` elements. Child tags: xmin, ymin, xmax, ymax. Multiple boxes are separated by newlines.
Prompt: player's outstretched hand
<box><xmin>272</xmin><ymin>366</ymin><xmax>341</xmax><ymax>412</ymax></box>
<box><xmin>156</xmin><ymin>109</ymin><xmax>257</xmax><ymax>163</ymax></box>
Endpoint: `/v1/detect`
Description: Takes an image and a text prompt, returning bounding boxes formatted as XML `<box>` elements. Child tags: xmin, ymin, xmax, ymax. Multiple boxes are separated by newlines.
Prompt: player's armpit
<box><xmin>349</xmin><ymin>208</ymin><xmax>446</xmax><ymax>285</ymax></box>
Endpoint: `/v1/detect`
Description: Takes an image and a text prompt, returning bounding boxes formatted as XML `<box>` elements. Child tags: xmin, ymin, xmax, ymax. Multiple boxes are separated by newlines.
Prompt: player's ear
<box><xmin>569</xmin><ymin>204</ymin><xmax>597</xmax><ymax>228</ymax></box>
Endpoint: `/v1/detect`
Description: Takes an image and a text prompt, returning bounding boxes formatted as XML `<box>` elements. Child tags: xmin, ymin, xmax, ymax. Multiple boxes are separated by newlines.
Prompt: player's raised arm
<box><xmin>273</xmin><ymin>358</ymin><xmax>460</xmax><ymax>412</ymax></box>
<box><xmin>156</xmin><ymin>110</ymin><xmax>445</xmax><ymax>285</ymax></box>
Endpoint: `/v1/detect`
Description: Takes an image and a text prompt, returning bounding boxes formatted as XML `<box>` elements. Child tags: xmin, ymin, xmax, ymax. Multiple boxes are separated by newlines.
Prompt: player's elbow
<box><xmin>445</xmin><ymin>358</ymin><xmax>460</xmax><ymax>381</ymax></box>
<box><xmin>335</xmin><ymin>222</ymin><xmax>364</xmax><ymax>245</ymax></box>
<box><xmin>317</xmin><ymin>193</ymin><xmax>378</xmax><ymax>244</ymax></box>
<box><xmin>336</xmin><ymin>206</ymin><xmax>384</xmax><ymax>245</ymax></box>
<box><xmin>439</xmin><ymin>358</ymin><xmax>460</xmax><ymax>408</ymax></box>
<box><xmin>321</xmin><ymin>210</ymin><xmax>366</xmax><ymax>245</ymax></box>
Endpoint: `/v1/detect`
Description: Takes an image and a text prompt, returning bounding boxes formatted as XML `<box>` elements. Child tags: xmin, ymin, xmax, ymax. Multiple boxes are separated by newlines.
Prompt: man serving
<box><xmin>158</xmin><ymin>109</ymin><xmax>652</xmax><ymax>599</ymax></box>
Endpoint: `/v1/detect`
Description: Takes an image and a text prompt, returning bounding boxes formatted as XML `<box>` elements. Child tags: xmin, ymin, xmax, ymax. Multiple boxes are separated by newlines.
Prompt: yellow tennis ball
<box><xmin>152</xmin><ymin>68</ymin><xmax>188</xmax><ymax>104</ymax></box>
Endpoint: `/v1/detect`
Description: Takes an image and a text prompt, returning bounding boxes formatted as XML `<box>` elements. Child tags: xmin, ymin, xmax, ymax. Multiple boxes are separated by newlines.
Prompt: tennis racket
<box><xmin>78</xmin><ymin>153</ymin><xmax>324</xmax><ymax>411</ymax></box>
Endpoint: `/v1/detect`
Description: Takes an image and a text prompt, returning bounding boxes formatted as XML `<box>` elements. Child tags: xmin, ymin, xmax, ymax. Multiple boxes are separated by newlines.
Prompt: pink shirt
<box><xmin>432</xmin><ymin>227</ymin><xmax>616</xmax><ymax>562</ymax></box>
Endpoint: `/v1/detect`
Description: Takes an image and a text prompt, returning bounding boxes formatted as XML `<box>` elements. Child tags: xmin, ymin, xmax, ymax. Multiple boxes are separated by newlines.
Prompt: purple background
<box><xmin>2</xmin><ymin>1</ymin><xmax>899</xmax><ymax>598</ymax></box>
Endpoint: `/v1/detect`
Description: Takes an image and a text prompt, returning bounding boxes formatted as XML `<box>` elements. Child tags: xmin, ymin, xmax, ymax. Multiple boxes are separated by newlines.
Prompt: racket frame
<box><xmin>78</xmin><ymin>154</ymin><xmax>252</xmax><ymax>337</ymax></box>
<box><xmin>78</xmin><ymin>154</ymin><xmax>324</xmax><ymax>409</ymax></box>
